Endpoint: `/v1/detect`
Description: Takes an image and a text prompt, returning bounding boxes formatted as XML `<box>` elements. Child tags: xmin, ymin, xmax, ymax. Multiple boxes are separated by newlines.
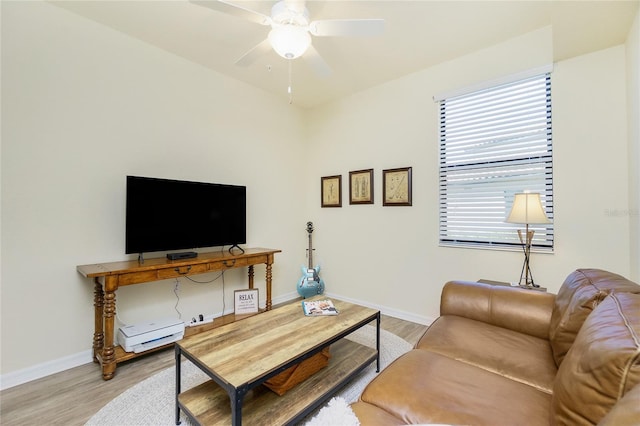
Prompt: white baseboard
<box><xmin>325</xmin><ymin>291</ymin><xmax>436</xmax><ymax>326</ymax></box>
<box><xmin>274</xmin><ymin>291</ymin><xmax>436</xmax><ymax>325</ymax></box>
<box><xmin>0</xmin><ymin>292</ymin><xmax>432</xmax><ymax>391</ymax></box>
<box><xmin>0</xmin><ymin>349</ymin><xmax>93</xmax><ymax>391</ymax></box>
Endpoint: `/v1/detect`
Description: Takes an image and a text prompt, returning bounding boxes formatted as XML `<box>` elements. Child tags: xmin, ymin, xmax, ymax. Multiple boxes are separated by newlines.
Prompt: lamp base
<box><xmin>518</xmin><ymin>284</ymin><xmax>547</xmax><ymax>292</ymax></box>
<box><xmin>516</xmin><ymin>227</ymin><xmax>538</xmax><ymax>288</ymax></box>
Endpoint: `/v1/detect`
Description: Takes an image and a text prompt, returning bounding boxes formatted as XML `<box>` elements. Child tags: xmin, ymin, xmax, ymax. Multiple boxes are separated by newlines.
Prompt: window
<box><xmin>438</xmin><ymin>73</ymin><xmax>554</xmax><ymax>250</ymax></box>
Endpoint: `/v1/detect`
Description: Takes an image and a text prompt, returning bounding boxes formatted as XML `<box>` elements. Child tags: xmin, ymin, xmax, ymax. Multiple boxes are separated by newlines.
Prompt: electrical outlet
<box><xmin>186</xmin><ymin>313</ymin><xmax>215</xmax><ymax>327</ymax></box>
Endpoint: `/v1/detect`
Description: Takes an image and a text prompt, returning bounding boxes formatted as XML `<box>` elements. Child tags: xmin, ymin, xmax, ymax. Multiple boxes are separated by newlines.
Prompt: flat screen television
<box><xmin>125</xmin><ymin>176</ymin><xmax>246</xmax><ymax>255</ymax></box>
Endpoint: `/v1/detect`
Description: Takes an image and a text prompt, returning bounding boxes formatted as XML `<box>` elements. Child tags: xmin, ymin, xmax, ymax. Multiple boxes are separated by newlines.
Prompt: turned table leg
<box><xmin>266</xmin><ymin>258</ymin><xmax>273</xmax><ymax>311</ymax></box>
<box><xmin>92</xmin><ymin>279</ymin><xmax>104</xmax><ymax>362</ymax></box>
<box><xmin>101</xmin><ymin>276</ymin><xmax>118</xmax><ymax>380</ymax></box>
<box><xmin>248</xmin><ymin>265</ymin><xmax>254</xmax><ymax>289</ymax></box>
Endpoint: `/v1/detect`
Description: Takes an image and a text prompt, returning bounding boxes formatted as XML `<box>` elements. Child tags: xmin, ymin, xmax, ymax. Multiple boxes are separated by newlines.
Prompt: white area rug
<box><xmin>86</xmin><ymin>325</ymin><xmax>411</xmax><ymax>425</ymax></box>
<box><xmin>303</xmin><ymin>397</ymin><xmax>361</xmax><ymax>426</ymax></box>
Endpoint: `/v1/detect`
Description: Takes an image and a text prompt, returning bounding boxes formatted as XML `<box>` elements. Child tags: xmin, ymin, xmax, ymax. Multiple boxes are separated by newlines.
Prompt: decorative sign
<box><xmin>234</xmin><ymin>289</ymin><xmax>259</xmax><ymax>315</ymax></box>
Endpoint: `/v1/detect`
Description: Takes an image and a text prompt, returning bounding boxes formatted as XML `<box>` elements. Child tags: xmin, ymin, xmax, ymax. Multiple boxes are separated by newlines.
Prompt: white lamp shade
<box><xmin>268</xmin><ymin>25</ymin><xmax>311</xmax><ymax>59</ymax></box>
<box><xmin>506</xmin><ymin>192</ymin><xmax>551</xmax><ymax>224</ymax></box>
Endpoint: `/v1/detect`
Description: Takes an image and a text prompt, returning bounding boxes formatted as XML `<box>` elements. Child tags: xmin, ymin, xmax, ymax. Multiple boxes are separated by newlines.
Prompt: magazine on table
<box><xmin>302</xmin><ymin>299</ymin><xmax>339</xmax><ymax>316</ymax></box>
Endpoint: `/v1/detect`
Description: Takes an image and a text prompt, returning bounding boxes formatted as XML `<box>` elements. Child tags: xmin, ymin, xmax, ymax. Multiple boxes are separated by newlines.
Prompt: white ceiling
<box><xmin>52</xmin><ymin>0</ymin><xmax>639</xmax><ymax>109</ymax></box>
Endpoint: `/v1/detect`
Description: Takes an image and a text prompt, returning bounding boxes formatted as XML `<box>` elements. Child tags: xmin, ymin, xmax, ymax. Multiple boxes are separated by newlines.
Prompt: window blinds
<box><xmin>438</xmin><ymin>73</ymin><xmax>554</xmax><ymax>250</ymax></box>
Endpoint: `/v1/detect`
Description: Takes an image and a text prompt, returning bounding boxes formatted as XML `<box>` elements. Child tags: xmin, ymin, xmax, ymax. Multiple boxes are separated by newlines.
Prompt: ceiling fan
<box><xmin>191</xmin><ymin>0</ymin><xmax>384</xmax><ymax>77</ymax></box>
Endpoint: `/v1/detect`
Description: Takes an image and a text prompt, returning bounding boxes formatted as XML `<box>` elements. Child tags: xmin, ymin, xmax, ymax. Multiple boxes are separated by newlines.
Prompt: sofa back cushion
<box><xmin>551</xmin><ymin>292</ymin><xmax>640</xmax><ymax>425</ymax></box>
<box><xmin>441</xmin><ymin>280</ymin><xmax>555</xmax><ymax>339</ymax></box>
<box><xmin>549</xmin><ymin>269</ymin><xmax>640</xmax><ymax>365</ymax></box>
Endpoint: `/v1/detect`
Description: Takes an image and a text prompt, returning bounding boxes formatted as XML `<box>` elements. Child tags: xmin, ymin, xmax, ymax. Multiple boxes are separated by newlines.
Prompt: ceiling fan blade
<box><xmin>309</xmin><ymin>19</ymin><xmax>384</xmax><ymax>37</ymax></box>
<box><xmin>304</xmin><ymin>45</ymin><xmax>332</xmax><ymax>77</ymax></box>
<box><xmin>191</xmin><ymin>0</ymin><xmax>271</xmax><ymax>26</ymax></box>
<box><xmin>235</xmin><ymin>38</ymin><xmax>272</xmax><ymax>67</ymax></box>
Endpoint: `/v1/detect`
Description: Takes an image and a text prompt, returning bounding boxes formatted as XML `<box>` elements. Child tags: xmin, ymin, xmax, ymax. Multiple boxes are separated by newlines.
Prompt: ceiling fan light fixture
<box><xmin>268</xmin><ymin>25</ymin><xmax>311</xmax><ymax>59</ymax></box>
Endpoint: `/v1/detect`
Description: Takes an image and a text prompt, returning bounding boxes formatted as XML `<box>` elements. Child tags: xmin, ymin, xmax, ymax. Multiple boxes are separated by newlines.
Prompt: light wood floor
<box><xmin>0</xmin><ymin>314</ymin><xmax>427</xmax><ymax>426</ymax></box>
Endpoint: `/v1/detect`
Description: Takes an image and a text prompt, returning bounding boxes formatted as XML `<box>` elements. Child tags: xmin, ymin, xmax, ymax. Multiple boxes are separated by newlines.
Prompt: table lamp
<box><xmin>506</xmin><ymin>192</ymin><xmax>550</xmax><ymax>287</ymax></box>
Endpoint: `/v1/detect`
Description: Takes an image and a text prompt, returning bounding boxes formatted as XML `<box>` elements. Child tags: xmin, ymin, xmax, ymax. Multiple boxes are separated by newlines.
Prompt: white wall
<box><xmin>1</xmin><ymin>1</ymin><xmax>306</xmax><ymax>377</ymax></box>
<box><xmin>627</xmin><ymin>10</ymin><xmax>640</xmax><ymax>281</ymax></box>
<box><xmin>306</xmin><ymin>30</ymin><xmax>631</xmax><ymax>322</ymax></box>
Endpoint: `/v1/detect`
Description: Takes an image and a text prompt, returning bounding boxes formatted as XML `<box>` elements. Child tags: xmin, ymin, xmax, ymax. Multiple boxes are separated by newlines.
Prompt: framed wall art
<box><xmin>383</xmin><ymin>167</ymin><xmax>412</xmax><ymax>206</ymax></box>
<box><xmin>349</xmin><ymin>169</ymin><xmax>374</xmax><ymax>205</ymax></box>
<box><xmin>321</xmin><ymin>175</ymin><xmax>342</xmax><ymax>207</ymax></box>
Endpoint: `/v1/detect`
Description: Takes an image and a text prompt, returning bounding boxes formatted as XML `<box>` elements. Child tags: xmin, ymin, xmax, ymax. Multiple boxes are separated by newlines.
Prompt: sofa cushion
<box><xmin>597</xmin><ymin>383</ymin><xmax>640</xmax><ymax>426</ymax></box>
<box><xmin>416</xmin><ymin>315</ymin><xmax>557</xmax><ymax>393</ymax></box>
<box><xmin>549</xmin><ymin>269</ymin><xmax>640</xmax><ymax>365</ymax></box>
<box><xmin>359</xmin><ymin>350</ymin><xmax>551</xmax><ymax>426</ymax></box>
<box><xmin>551</xmin><ymin>292</ymin><xmax>640</xmax><ymax>425</ymax></box>
<box><xmin>441</xmin><ymin>280</ymin><xmax>555</xmax><ymax>339</ymax></box>
<box><xmin>350</xmin><ymin>401</ymin><xmax>406</xmax><ymax>426</ymax></box>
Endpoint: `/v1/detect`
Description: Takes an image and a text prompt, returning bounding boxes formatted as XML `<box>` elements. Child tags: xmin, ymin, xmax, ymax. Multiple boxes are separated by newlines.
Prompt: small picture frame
<box><xmin>349</xmin><ymin>169</ymin><xmax>374</xmax><ymax>205</ymax></box>
<box><xmin>321</xmin><ymin>175</ymin><xmax>342</xmax><ymax>207</ymax></box>
<box><xmin>383</xmin><ymin>167</ymin><xmax>412</xmax><ymax>206</ymax></box>
<box><xmin>234</xmin><ymin>289</ymin><xmax>259</xmax><ymax>315</ymax></box>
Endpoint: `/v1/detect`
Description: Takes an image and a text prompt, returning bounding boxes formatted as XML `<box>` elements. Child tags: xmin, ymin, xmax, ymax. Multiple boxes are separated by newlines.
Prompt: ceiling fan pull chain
<box><xmin>288</xmin><ymin>59</ymin><xmax>293</xmax><ymax>104</ymax></box>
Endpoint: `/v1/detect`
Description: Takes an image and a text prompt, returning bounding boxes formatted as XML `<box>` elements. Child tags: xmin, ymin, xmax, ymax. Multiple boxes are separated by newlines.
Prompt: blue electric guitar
<box><xmin>297</xmin><ymin>222</ymin><xmax>325</xmax><ymax>298</ymax></box>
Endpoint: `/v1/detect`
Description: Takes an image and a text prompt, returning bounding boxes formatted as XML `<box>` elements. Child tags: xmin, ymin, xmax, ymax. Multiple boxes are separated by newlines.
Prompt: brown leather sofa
<box><xmin>351</xmin><ymin>269</ymin><xmax>640</xmax><ymax>425</ymax></box>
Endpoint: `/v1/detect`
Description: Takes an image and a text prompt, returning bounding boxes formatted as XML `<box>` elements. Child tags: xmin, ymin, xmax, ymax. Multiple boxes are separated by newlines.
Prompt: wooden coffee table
<box><xmin>175</xmin><ymin>297</ymin><xmax>380</xmax><ymax>425</ymax></box>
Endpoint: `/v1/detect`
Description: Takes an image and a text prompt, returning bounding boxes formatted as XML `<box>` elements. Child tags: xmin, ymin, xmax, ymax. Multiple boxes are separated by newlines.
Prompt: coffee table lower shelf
<box><xmin>177</xmin><ymin>339</ymin><xmax>377</xmax><ymax>425</ymax></box>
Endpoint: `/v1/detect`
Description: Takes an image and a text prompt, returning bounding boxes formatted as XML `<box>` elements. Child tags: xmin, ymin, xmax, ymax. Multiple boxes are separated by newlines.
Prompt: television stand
<box><xmin>77</xmin><ymin>247</ymin><xmax>281</xmax><ymax>380</ymax></box>
<box><xmin>228</xmin><ymin>244</ymin><xmax>245</xmax><ymax>254</ymax></box>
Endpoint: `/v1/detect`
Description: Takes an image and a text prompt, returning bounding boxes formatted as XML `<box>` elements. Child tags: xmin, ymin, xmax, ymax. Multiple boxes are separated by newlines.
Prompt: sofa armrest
<box><xmin>440</xmin><ymin>280</ymin><xmax>556</xmax><ymax>339</ymax></box>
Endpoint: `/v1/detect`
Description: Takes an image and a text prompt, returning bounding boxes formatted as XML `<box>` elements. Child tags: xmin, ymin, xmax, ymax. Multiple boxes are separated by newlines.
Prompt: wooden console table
<box><xmin>77</xmin><ymin>247</ymin><xmax>281</xmax><ymax>380</ymax></box>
